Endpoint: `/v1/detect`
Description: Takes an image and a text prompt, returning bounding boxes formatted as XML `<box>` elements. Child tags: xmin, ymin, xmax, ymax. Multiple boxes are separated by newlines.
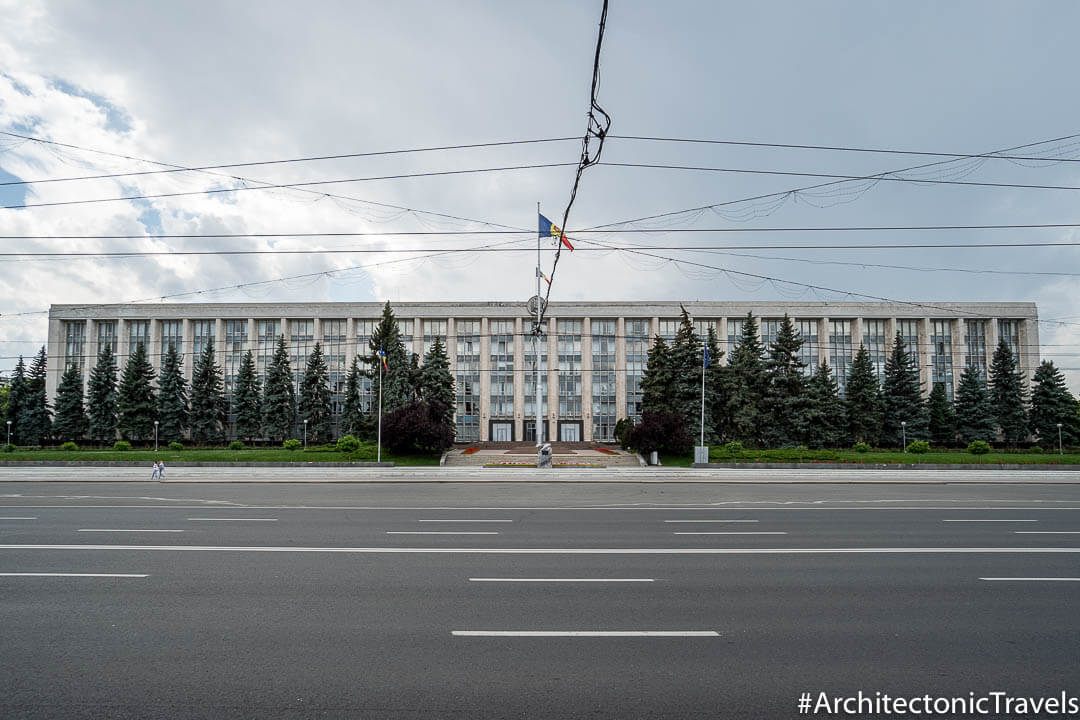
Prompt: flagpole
<box><xmin>535</xmin><ymin>201</ymin><xmax>544</xmax><ymax>464</ymax></box>
<box><xmin>377</xmin><ymin>354</ymin><xmax>383</xmax><ymax>463</ymax></box>
<box><xmin>700</xmin><ymin>345</ymin><xmax>706</xmax><ymax>449</ymax></box>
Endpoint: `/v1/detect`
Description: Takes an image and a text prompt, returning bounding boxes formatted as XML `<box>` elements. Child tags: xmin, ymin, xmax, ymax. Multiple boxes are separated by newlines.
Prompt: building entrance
<box><xmin>491</xmin><ymin>422</ymin><xmax>512</xmax><ymax>442</ymax></box>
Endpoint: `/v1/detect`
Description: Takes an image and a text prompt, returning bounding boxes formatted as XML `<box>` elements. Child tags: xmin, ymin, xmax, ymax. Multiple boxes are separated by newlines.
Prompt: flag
<box><xmin>377</xmin><ymin>345</ymin><xmax>388</xmax><ymax>371</ymax></box>
<box><xmin>536</xmin><ymin>267</ymin><xmax>551</xmax><ymax>285</ymax></box>
<box><xmin>539</xmin><ymin>213</ymin><xmax>574</xmax><ymax>251</ymax></box>
<box><xmin>703</xmin><ymin>346</ymin><xmax>711</xmax><ymax>369</ymax></box>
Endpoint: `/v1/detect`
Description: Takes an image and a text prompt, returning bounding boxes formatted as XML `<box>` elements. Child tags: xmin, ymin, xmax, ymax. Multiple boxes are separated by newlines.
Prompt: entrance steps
<box><xmin>443</xmin><ymin>443</ymin><xmax>643</xmax><ymax>468</ymax></box>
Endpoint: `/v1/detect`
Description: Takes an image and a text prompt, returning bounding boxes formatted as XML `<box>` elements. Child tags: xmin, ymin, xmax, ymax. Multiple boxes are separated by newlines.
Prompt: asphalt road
<box><xmin>1</xmin><ymin>480</ymin><xmax>1078</xmax><ymax>719</ymax></box>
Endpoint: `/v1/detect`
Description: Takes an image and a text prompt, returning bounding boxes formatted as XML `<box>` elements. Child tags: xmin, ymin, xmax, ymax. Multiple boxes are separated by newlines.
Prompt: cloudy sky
<box><xmin>2</xmin><ymin>1</ymin><xmax>1080</xmax><ymax>388</ymax></box>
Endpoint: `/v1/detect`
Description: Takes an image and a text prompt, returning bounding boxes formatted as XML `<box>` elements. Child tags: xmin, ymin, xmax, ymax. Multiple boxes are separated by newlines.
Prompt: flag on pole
<box><xmin>539</xmin><ymin>213</ymin><xmax>574</xmax><ymax>251</ymax></box>
<box><xmin>377</xmin><ymin>345</ymin><xmax>389</xmax><ymax>370</ymax></box>
<box><xmin>536</xmin><ymin>267</ymin><xmax>551</xmax><ymax>285</ymax></box>
<box><xmin>704</xmin><ymin>346</ymin><xmax>711</xmax><ymax>369</ymax></box>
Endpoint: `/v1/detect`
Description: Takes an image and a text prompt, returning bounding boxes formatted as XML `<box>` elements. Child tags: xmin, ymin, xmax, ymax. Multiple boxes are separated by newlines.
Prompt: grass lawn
<box><xmin>0</xmin><ymin>444</ymin><xmax>440</xmax><ymax>466</ymax></box>
<box><xmin>651</xmin><ymin>447</ymin><xmax>1080</xmax><ymax>467</ymax></box>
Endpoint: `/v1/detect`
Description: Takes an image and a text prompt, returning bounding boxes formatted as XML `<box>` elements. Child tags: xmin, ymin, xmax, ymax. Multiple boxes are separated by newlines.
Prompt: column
<box><xmin>83</xmin><ymin>319</ymin><xmax>97</xmax><ymax>394</ymax></box>
<box><xmin>951</xmin><ymin>318</ymin><xmax>965</xmax><ymax>396</ymax></box>
<box><xmin>886</xmin><ymin>317</ymin><xmax>897</xmax><ymax>348</ymax></box>
<box><xmin>181</xmin><ymin>318</ymin><xmax>194</xmax><ymax>383</ymax></box>
<box><xmin>413</xmin><ymin>318</ymin><xmax>423</xmax><ymax>358</ymax></box>
<box><xmin>344</xmin><ymin>317</ymin><xmax>356</xmax><ymax>363</ymax></box>
<box><xmin>614</xmin><ymin>316</ymin><xmax>627</xmax><ymax>421</ymax></box>
<box><xmin>987</xmin><ymin>317</ymin><xmax>1000</xmax><ymax>357</ymax></box>
<box><xmin>446</xmin><ymin>318</ymin><xmax>456</xmax><ymax>374</ymax></box>
<box><xmin>117</xmin><ymin>318</ymin><xmax>129</xmax><ymax>365</ymax></box>
<box><xmin>513</xmin><ymin>317</ymin><xmax>525</xmax><ymax>441</ymax></box>
<box><xmin>582</xmin><ymin>317</ymin><xmax>593</xmax><ymax>442</ymax></box>
<box><xmin>313</xmin><ymin>318</ymin><xmax>323</xmax><ymax>352</ymax></box>
<box><xmin>215</xmin><ymin>318</ymin><xmax>226</xmax><ymax>367</ymax></box>
<box><xmin>479</xmin><ymin>317</ymin><xmax>490</xmax><ymax>442</ymax></box>
<box><xmin>45</xmin><ymin>318</ymin><xmax>64</xmax><ymax>405</ymax></box>
<box><xmin>918</xmin><ymin>318</ymin><xmax>932</xmax><ymax>396</ymax></box>
<box><xmin>148</xmin><ymin>319</ymin><xmax>161</xmax><ymax>377</ymax></box>
<box><xmin>817</xmin><ymin>317</ymin><xmax>830</xmax><ymax>366</ymax></box>
<box><xmin>716</xmin><ymin>315</ymin><xmax>727</xmax><ymax>364</ymax></box>
<box><xmin>1021</xmin><ymin>317</ymin><xmax>1040</xmax><ymax>386</ymax></box>
<box><xmin>851</xmin><ymin>317</ymin><xmax>864</xmax><ymax>351</ymax></box>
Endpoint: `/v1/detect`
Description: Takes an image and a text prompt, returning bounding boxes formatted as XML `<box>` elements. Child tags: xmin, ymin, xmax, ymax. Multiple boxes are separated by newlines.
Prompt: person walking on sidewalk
<box><xmin>151</xmin><ymin>461</ymin><xmax>160</xmax><ymax>480</ymax></box>
<box><xmin>158</xmin><ymin>460</ymin><xmax>166</xmax><ymax>480</ymax></box>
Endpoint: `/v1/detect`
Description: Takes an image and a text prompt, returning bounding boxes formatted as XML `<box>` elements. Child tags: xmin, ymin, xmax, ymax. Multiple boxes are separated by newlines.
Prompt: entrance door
<box><xmin>560</xmin><ymin>423</ymin><xmax>581</xmax><ymax>442</ymax></box>
<box><xmin>492</xmin><ymin>423</ymin><xmax>512</xmax><ymax>442</ymax></box>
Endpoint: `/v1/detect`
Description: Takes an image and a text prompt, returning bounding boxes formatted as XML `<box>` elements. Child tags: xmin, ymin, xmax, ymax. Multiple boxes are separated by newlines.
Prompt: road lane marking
<box><xmin>672</xmin><ymin>531</ymin><xmax>787</xmax><ymax>535</ymax></box>
<box><xmin>1015</xmin><ymin>531</ymin><xmax>1080</xmax><ymax>534</ymax></box>
<box><xmin>386</xmin><ymin>531</ymin><xmax>499</xmax><ymax>535</ymax></box>
<box><xmin>0</xmin><ymin>517</ymin><xmax>37</xmax><ymax>520</ymax></box>
<box><xmin>187</xmin><ymin>518</ymin><xmax>278</xmax><ymax>522</ymax></box>
<box><xmin>943</xmin><ymin>519</ymin><xmax>1038</xmax><ymax>522</ymax></box>
<box><xmin>3</xmin><ymin>545</ymin><xmax>1080</xmax><ymax>554</ymax></box>
<box><xmin>452</xmin><ymin>630</ymin><xmax>719</xmax><ymax>637</ymax></box>
<box><xmin>417</xmin><ymin>519</ymin><xmax>513</xmax><ymax>523</ymax></box>
<box><xmin>0</xmin><ymin>572</ymin><xmax>147</xmax><ymax>578</ymax></box>
<box><xmin>980</xmin><ymin>577</ymin><xmax>1080</xmax><ymax>582</ymax></box>
<box><xmin>469</xmin><ymin>578</ymin><xmax>654</xmax><ymax>583</ymax></box>
<box><xmin>5</xmin><ymin>505</ymin><xmax>1080</xmax><ymax>511</ymax></box>
<box><xmin>77</xmin><ymin>529</ymin><xmax>185</xmax><ymax>533</ymax></box>
<box><xmin>664</xmin><ymin>520</ymin><xmax>758</xmax><ymax>523</ymax></box>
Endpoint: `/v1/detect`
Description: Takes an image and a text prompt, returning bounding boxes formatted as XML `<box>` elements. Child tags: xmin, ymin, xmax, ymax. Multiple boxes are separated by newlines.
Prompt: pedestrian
<box><xmin>151</xmin><ymin>461</ymin><xmax>160</xmax><ymax>480</ymax></box>
<box><xmin>158</xmin><ymin>460</ymin><xmax>166</xmax><ymax>479</ymax></box>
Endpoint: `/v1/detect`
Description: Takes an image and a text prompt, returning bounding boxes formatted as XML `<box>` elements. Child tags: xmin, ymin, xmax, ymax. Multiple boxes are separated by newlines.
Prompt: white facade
<box><xmin>47</xmin><ymin>300</ymin><xmax>1040</xmax><ymax>443</ymax></box>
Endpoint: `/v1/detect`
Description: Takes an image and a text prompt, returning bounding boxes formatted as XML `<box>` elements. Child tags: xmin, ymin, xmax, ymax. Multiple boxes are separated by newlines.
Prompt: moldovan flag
<box><xmin>539</xmin><ymin>213</ymin><xmax>574</xmax><ymax>251</ymax></box>
<box><xmin>377</xmin><ymin>345</ymin><xmax>389</xmax><ymax>370</ymax></box>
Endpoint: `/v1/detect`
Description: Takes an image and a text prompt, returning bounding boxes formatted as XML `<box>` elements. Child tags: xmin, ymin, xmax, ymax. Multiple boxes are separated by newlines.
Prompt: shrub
<box><xmin>1027</xmin><ymin>445</ymin><xmax>1045</xmax><ymax>454</ymax></box>
<box><xmin>2</xmin><ymin>443</ymin><xmax>15</xmax><ymax>453</ymax></box>
<box><xmin>283</xmin><ymin>439</ymin><xmax>302</xmax><ymax>451</ymax></box>
<box><xmin>722</xmin><ymin>441</ymin><xmax>744</xmax><ymax>455</ymax></box>
<box><xmin>906</xmin><ymin>440</ymin><xmax>930</xmax><ymax>454</ymax></box>
<box><xmin>60</xmin><ymin>441</ymin><xmax>79</xmax><ymax>451</ymax></box>
<box><xmin>625</xmin><ymin>411</ymin><xmax>692</xmax><ymax>456</ymax></box>
<box><xmin>335</xmin><ymin>434</ymin><xmax>361</xmax><ymax>454</ymax></box>
<box><xmin>228</xmin><ymin>440</ymin><xmax>245</xmax><ymax>451</ymax></box>
<box><xmin>967</xmin><ymin>440</ymin><xmax>991</xmax><ymax>455</ymax></box>
<box><xmin>167</xmin><ymin>441</ymin><xmax>184</xmax><ymax>451</ymax></box>
<box><xmin>852</xmin><ymin>442</ymin><xmax>871</xmax><ymax>453</ymax></box>
<box><xmin>614</xmin><ymin>417</ymin><xmax>633</xmax><ymax>449</ymax></box>
<box><xmin>382</xmin><ymin>401</ymin><xmax>454</xmax><ymax>453</ymax></box>
<box><xmin>113</xmin><ymin>441</ymin><xmax>132</xmax><ymax>451</ymax></box>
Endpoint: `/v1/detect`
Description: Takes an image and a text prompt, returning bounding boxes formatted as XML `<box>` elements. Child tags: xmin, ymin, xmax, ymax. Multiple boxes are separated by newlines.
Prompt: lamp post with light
<box><xmin>303</xmin><ymin>419</ymin><xmax>308</xmax><ymax>450</ymax></box>
<box><xmin>1058</xmin><ymin>423</ymin><xmax>1064</xmax><ymax>455</ymax></box>
<box><xmin>901</xmin><ymin>421</ymin><xmax>907</xmax><ymax>452</ymax></box>
<box><xmin>154</xmin><ymin>420</ymin><xmax>159</xmax><ymax>452</ymax></box>
<box><xmin>5</xmin><ymin>420</ymin><xmax>10</xmax><ymax>446</ymax></box>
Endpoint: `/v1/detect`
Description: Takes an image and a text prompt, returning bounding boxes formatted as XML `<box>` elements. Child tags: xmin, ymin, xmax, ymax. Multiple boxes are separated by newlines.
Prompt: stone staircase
<box><xmin>443</xmin><ymin>443</ymin><xmax>643</xmax><ymax>468</ymax></box>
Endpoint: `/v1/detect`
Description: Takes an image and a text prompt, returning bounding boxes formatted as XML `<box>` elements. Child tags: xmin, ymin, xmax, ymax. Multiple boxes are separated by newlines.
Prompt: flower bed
<box><xmin>462</xmin><ymin>447</ymin><xmax>479</xmax><ymax>454</ymax></box>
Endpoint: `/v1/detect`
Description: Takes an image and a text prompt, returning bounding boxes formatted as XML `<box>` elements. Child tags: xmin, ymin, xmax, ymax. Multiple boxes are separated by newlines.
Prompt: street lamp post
<box><xmin>154</xmin><ymin>420</ymin><xmax>159</xmax><ymax>452</ymax></box>
<box><xmin>303</xmin><ymin>419</ymin><xmax>308</xmax><ymax>450</ymax></box>
<box><xmin>901</xmin><ymin>421</ymin><xmax>907</xmax><ymax>452</ymax></box>
<box><xmin>1057</xmin><ymin>423</ymin><xmax>1064</xmax><ymax>455</ymax></box>
<box><xmin>5</xmin><ymin>420</ymin><xmax>10</xmax><ymax>446</ymax></box>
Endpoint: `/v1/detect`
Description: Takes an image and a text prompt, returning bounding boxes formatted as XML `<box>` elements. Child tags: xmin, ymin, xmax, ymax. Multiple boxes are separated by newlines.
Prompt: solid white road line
<box><xmin>469</xmin><ymin>578</ymin><xmax>654</xmax><ymax>583</ymax></box>
<box><xmin>1015</xmin><ymin>531</ymin><xmax>1080</xmax><ymax>534</ymax></box>
<box><xmin>663</xmin><ymin>520</ymin><xmax>758</xmax><ymax>523</ymax></box>
<box><xmin>386</xmin><ymin>531</ymin><xmax>499</xmax><ymax>535</ymax></box>
<box><xmin>0</xmin><ymin>517</ymin><xmax>37</xmax><ymax>520</ymax></box>
<box><xmin>452</xmin><ymin>631</ymin><xmax>719</xmax><ymax>637</ymax></box>
<box><xmin>417</xmin><ymin>519</ymin><xmax>513</xmax><ymax>523</ymax></box>
<box><xmin>0</xmin><ymin>572</ymin><xmax>148</xmax><ymax>578</ymax></box>
<box><xmin>77</xmin><ymin>529</ymin><xmax>184</xmax><ymax>533</ymax></box>
<box><xmin>672</xmin><ymin>531</ymin><xmax>787</xmax><ymax>535</ymax></box>
<box><xmin>943</xmin><ymin>519</ymin><xmax>1038</xmax><ymax>522</ymax></box>
<box><xmin>3</xmin><ymin>545</ymin><xmax>1080</xmax><ymax>554</ymax></box>
<box><xmin>187</xmin><ymin>518</ymin><xmax>278</xmax><ymax>522</ymax></box>
<box><xmin>5</xmin><ymin>505</ymin><xmax>1080</xmax><ymax>511</ymax></box>
<box><xmin>979</xmin><ymin>577</ymin><xmax>1080</xmax><ymax>582</ymax></box>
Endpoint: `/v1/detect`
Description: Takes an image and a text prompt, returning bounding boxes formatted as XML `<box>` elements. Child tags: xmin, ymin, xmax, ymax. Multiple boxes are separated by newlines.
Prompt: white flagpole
<box><xmin>535</xmin><ymin>201</ymin><xmax>544</xmax><ymax>464</ymax></box>
<box><xmin>700</xmin><ymin>346</ymin><xmax>706</xmax><ymax>449</ymax></box>
<box><xmin>377</xmin><ymin>354</ymin><xmax>383</xmax><ymax>463</ymax></box>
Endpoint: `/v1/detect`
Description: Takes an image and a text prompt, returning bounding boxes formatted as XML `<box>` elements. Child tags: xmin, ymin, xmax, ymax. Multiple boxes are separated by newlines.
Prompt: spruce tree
<box><xmin>53</xmin><ymin>364</ymin><xmax>88</xmax><ymax>442</ymax></box>
<box><xmin>86</xmin><ymin>345</ymin><xmax>118</xmax><ymax>446</ymax></box>
<box><xmin>725</xmin><ymin>312</ymin><xmax>766</xmax><ymax>445</ymax></box>
<box><xmin>804</xmin><ymin>362</ymin><xmax>846</xmax><ymax>448</ymax></box>
<box><xmin>5</xmin><ymin>357</ymin><xmax>28</xmax><ymax>445</ymax></box>
<box><xmin>116</xmin><ymin>342</ymin><xmax>157</xmax><ymax>441</ymax></box>
<box><xmin>954</xmin><ymin>364</ymin><xmax>996</xmax><ymax>444</ymax></box>
<box><xmin>299</xmin><ymin>342</ymin><xmax>333</xmax><ymax>443</ymax></box>
<box><xmin>190</xmin><ymin>338</ymin><xmax>226</xmax><ymax>445</ymax></box>
<box><xmin>927</xmin><ymin>382</ymin><xmax>956</xmax><ymax>447</ymax></box>
<box><xmin>233</xmin><ymin>350</ymin><xmax>262</xmax><ymax>442</ymax></box>
<box><xmin>845</xmin><ymin>345</ymin><xmax>881</xmax><ymax>445</ymax></box>
<box><xmin>19</xmin><ymin>347</ymin><xmax>52</xmax><ymax>445</ymax></box>
<box><xmin>156</xmin><ymin>343</ymin><xmax>189</xmax><ymax>444</ymax></box>
<box><xmin>419</xmin><ymin>336</ymin><xmax>455</xmax><ymax>425</ymax></box>
<box><xmin>262</xmin><ymin>334</ymin><xmax>296</xmax><ymax>442</ymax></box>
<box><xmin>702</xmin><ymin>327</ymin><xmax>726</xmax><ymax>444</ymax></box>
<box><xmin>367</xmin><ymin>302</ymin><xmax>413</xmax><ymax>413</ymax></box>
<box><xmin>640</xmin><ymin>336</ymin><xmax>675</xmax><ymax>414</ymax></box>
<box><xmin>669</xmin><ymin>306</ymin><xmax>704</xmax><ymax>434</ymax></box>
<box><xmin>1029</xmin><ymin>360</ymin><xmax>1079</xmax><ymax>449</ymax></box>
<box><xmin>880</xmin><ymin>332</ymin><xmax>926</xmax><ymax>446</ymax></box>
<box><xmin>988</xmin><ymin>338</ymin><xmax>1027</xmax><ymax>446</ymax></box>
<box><xmin>760</xmin><ymin>314</ymin><xmax>809</xmax><ymax>447</ymax></box>
<box><xmin>339</xmin><ymin>355</ymin><xmax>366</xmax><ymax>438</ymax></box>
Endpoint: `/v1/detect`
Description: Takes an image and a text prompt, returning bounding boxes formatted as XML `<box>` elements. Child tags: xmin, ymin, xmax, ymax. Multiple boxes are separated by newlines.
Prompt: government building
<box><xmin>46</xmin><ymin>301</ymin><xmax>1039</xmax><ymax>443</ymax></box>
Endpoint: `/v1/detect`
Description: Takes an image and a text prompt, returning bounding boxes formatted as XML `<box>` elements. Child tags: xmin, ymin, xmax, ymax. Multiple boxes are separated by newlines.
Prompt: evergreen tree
<box><xmin>419</xmin><ymin>336</ymin><xmax>455</xmax><ymax>424</ymax></box>
<box><xmin>988</xmin><ymin>338</ymin><xmax>1027</xmax><ymax>446</ymax></box>
<box><xmin>299</xmin><ymin>342</ymin><xmax>333</xmax><ymax>443</ymax></box>
<box><xmin>339</xmin><ymin>355</ymin><xmax>367</xmax><ymax>438</ymax></box>
<box><xmin>367</xmin><ymin>302</ymin><xmax>413</xmax><ymax>413</ymax></box>
<box><xmin>52</xmin><ymin>364</ymin><xmax>87</xmax><ymax>442</ymax></box>
<box><xmin>262</xmin><ymin>334</ymin><xmax>296</xmax><ymax>442</ymax></box>
<box><xmin>640</xmin><ymin>336</ymin><xmax>675</xmax><ymax>414</ymax></box>
<box><xmin>5</xmin><ymin>357</ymin><xmax>28</xmax><ymax>445</ymax></box>
<box><xmin>927</xmin><ymin>382</ymin><xmax>956</xmax><ymax>446</ymax></box>
<box><xmin>190</xmin><ymin>338</ymin><xmax>226</xmax><ymax>445</ymax></box>
<box><xmin>845</xmin><ymin>345</ymin><xmax>881</xmax><ymax>445</ymax></box>
<box><xmin>19</xmin><ymin>347</ymin><xmax>52</xmax><ymax>445</ymax></box>
<box><xmin>156</xmin><ymin>344</ymin><xmax>189</xmax><ymax>444</ymax></box>
<box><xmin>954</xmin><ymin>364</ymin><xmax>996</xmax><ymax>444</ymax></box>
<box><xmin>86</xmin><ymin>346</ymin><xmax>118</xmax><ymax>445</ymax></box>
<box><xmin>233</xmin><ymin>350</ymin><xmax>262</xmax><ymax>442</ymax></box>
<box><xmin>880</xmin><ymin>332</ymin><xmax>926</xmax><ymax>446</ymax></box>
<box><xmin>804</xmin><ymin>362</ymin><xmax>846</xmax><ymax>448</ymax></box>
<box><xmin>702</xmin><ymin>327</ymin><xmax>726</xmax><ymax>444</ymax></box>
<box><xmin>669</xmin><ymin>306</ymin><xmax>704</xmax><ymax>435</ymax></box>
<box><xmin>725</xmin><ymin>312</ymin><xmax>766</xmax><ymax>445</ymax></box>
<box><xmin>116</xmin><ymin>342</ymin><xmax>157</xmax><ymax>441</ymax></box>
<box><xmin>1029</xmin><ymin>360</ymin><xmax>1080</xmax><ymax>449</ymax></box>
<box><xmin>760</xmin><ymin>314</ymin><xmax>810</xmax><ymax>447</ymax></box>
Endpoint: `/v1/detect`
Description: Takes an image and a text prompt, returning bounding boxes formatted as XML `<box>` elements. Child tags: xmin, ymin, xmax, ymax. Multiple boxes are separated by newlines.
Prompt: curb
<box><xmin>692</xmin><ymin>461</ymin><xmax>1080</xmax><ymax>471</ymax></box>
<box><xmin>0</xmin><ymin>461</ymin><xmax>396</xmax><ymax>468</ymax></box>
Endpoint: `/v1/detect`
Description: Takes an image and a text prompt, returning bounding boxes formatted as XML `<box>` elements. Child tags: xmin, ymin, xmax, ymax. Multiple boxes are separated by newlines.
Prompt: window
<box><xmin>896</xmin><ymin>319</ymin><xmax>920</xmax><ymax>369</ymax></box>
<box><xmin>964</xmin><ymin>320</ymin><xmax>987</xmax><ymax>380</ymax></box>
<box><xmin>591</xmin><ymin>319</ymin><xmax>616</xmax><ymax>440</ymax></box>
<box><xmin>96</xmin><ymin>321</ymin><xmax>117</xmax><ymax>357</ymax></box>
<box><xmin>657</xmin><ymin>318</ymin><xmax>679</xmax><ymax>342</ymax></box>
<box><xmin>289</xmin><ymin>319</ymin><xmax>314</xmax><ymax>394</ymax></box>
<box><xmin>727</xmin><ymin>318</ymin><xmax>745</xmax><ymax>351</ymax></box>
<box><xmin>761</xmin><ymin>318</ymin><xmax>782</xmax><ymax>351</ymax></box>
<box><xmin>829</xmin><ymin>320</ymin><xmax>853</xmax><ymax>394</ymax></box>
<box><xmin>558</xmin><ymin>319</ymin><xmax>582</xmax><ymax>418</ymax></box>
<box><xmin>224</xmin><ymin>320</ymin><xmax>248</xmax><ymax>397</ymax></box>
<box><xmin>128</xmin><ymin>320</ymin><xmax>150</xmax><ymax>360</ymax></box>
<box><xmin>524</xmin><ymin>320</ymin><xmax>549</xmax><ymax>419</ymax></box>
<box><xmin>192</xmin><ymin>320</ymin><xmax>214</xmax><ymax>361</ymax></box>
<box><xmin>160</xmin><ymin>320</ymin><xmax>183</xmax><ymax>369</ymax></box>
<box><xmin>356</xmin><ymin>319</ymin><xmax>377</xmax><ymax>412</ymax></box>
<box><xmin>455</xmin><ymin>320</ymin><xmax>481</xmax><ymax>442</ymax></box>
<box><xmin>63</xmin><ymin>321</ymin><xmax>86</xmax><ymax>373</ymax></box>
<box><xmin>423</xmin><ymin>319</ymin><xmax>447</xmax><ymax>357</ymax></box>
<box><xmin>398</xmin><ymin>319</ymin><xmax>414</xmax><ymax>360</ymax></box>
<box><xmin>323</xmin><ymin>320</ymin><xmax>348</xmax><ymax>421</ymax></box>
<box><xmin>796</xmin><ymin>320</ymin><xmax>818</xmax><ymax>375</ymax></box>
<box><xmin>693</xmin><ymin>319</ymin><xmax>716</xmax><ymax>342</ymax></box>
<box><xmin>863</xmin><ymin>319</ymin><xmax>888</xmax><ymax>380</ymax></box>
<box><xmin>256</xmin><ymin>320</ymin><xmax>281</xmax><ymax>384</ymax></box>
<box><xmin>626</xmin><ymin>319</ymin><xmax>649</xmax><ymax>421</ymax></box>
<box><xmin>999</xmin><ymin>319</ymin><xmax>1020</xmax><ymax>362</ymax></box>
<box><xmin>930</xmin><ymin>320</ymin><xmax>953</xmax><ymax>398</ymax></box>
<box><xmin>489</xmin><ymin>320</ymin><xmax>514</xmax><ymax>418</ymax></box>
